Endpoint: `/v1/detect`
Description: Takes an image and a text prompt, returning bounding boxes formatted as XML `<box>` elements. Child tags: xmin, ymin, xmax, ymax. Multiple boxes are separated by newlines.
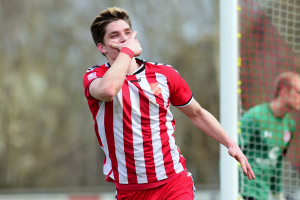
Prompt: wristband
<box><xmin>120</xmin><ymin>47</ymin><xmax>134</xmax><ymax>59</ymax></box>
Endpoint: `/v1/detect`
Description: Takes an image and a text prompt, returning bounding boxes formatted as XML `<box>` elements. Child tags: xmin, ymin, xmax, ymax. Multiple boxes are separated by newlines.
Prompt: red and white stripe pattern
<box><xmin>83</xmin><ymin>59</ymin><xmax>193</xmax><ymax>188</ymax></box>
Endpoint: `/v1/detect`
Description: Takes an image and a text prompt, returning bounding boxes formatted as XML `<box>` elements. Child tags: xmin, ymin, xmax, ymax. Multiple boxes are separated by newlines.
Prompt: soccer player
<box><xmin>83</xmin><ymin>7</ymin><xmax>255</xmax><ymax>200</ymax></box>
<box><xmin>239</xmin><ymin>72</ymin><xmax>300</xmax><ymax>200</ymax></box>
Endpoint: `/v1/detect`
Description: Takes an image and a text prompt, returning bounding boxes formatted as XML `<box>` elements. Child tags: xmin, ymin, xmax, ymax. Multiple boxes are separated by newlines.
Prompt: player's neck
<box><xmin>270</xmin><ymin>99</ymin><xmax>289</xmax><ymax>118</ymax></box>
<box><xmin>108</xmin><ymin>58</ymin><xmax>140</xmax><ymax>75</ymax></box>
<box><xmin>126</xmin><ymin>58</ymin><xmax>140</xmax><ymax>75</ymax></box>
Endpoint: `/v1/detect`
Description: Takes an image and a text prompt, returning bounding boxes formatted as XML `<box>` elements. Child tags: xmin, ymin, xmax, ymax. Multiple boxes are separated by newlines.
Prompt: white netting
<box><xmin>238</xmin><ymin>0</ymin><xmax>300</xmax><ymax>199</ymax></box>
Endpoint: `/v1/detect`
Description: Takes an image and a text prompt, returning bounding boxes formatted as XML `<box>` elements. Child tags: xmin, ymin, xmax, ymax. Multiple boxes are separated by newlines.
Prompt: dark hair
<box><xmin>90</xmin><ymin>7</ymin><xmax>132</xmax><ymax>46</ymax></box>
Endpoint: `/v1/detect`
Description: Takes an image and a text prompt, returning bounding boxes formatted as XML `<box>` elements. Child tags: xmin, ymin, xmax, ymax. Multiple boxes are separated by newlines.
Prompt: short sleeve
<box><xmin>168</xmin><ymin>69</ymin><xmax>193</xmax><ymax>107</ymax></box>
<box><xmin>83</xmin><ymin>65</ymin><xmax>107</xmax><ymax>105</ymax></box>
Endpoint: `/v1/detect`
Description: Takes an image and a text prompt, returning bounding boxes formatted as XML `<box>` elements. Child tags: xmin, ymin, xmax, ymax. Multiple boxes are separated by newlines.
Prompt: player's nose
<box><xmin>120</xmin><ymin>33</ymin><xmax>129</xmax><ymax>43</ymax></box>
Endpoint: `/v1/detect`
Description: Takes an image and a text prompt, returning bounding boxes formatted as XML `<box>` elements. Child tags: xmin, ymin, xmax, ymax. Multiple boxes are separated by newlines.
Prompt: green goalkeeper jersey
<box><xmin>238</xmin><ymin>103</ymin><xmax>295</xmax><ymax>200</ymax></box>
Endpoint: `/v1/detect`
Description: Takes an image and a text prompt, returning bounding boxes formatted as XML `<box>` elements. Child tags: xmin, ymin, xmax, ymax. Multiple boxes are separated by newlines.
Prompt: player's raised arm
<box><xmin>177</xmin><ymin>98</ymin><xmax>255</xmax><ymax>180</ymax></box>
<box><xmin>89</xmin><ymin>30</ymin><xmax>142</xmax><ymax>102</ymax></box>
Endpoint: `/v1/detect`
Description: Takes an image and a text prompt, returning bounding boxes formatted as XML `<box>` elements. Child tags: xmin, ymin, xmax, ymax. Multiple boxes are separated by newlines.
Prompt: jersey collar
<box><xmin>129</xmin><ymin>58</ymin><xmax>145</xmax><ymax>75</ymax></box>
<box><xmin>105</xmin><ymin>58</ymin><xmax>146</xmax><ymax>75</ymax></box>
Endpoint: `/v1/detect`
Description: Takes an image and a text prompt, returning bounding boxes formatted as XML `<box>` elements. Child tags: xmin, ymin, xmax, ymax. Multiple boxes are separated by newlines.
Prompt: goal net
<box><xmin>238</xmin><ymin>0</ymin><xmax>300</xmax><ymax>199</ymax></box>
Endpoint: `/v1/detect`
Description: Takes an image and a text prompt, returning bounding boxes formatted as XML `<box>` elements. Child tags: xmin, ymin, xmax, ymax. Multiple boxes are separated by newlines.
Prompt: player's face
<box><xmin>287</xmin><ymin>77</ymin><xmax>300</xmax><ymax>111</ymax></box>
<box><xmin>102</xmin><ymin>20</ymin><xmax>132</xmax><ymax>61</ymax></box>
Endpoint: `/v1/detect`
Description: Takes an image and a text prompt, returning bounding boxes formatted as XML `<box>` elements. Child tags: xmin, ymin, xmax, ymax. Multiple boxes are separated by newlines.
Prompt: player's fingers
<box><xmin>247</xmin><ymin>172</ymin><xmax>251</xmax><ymax>180</ymax></box>
<box><xmin>246</xmin><ymin>163</ymin><xmax>255</xmax><ymax>179</ymax></box>
<box><xmin>130</xmin><ymin>31</ymin><xmax>137</xmax><ymax>39</ymax></box>
<box><xmin>109</xmin><ymin>43</ymin><xmax>120</xmax><ymax>49</ymax></box>
<box><xmin>249</xmin><ymin>170</ymin><xmax>254</xmax><ymax>180</ymax></box>
<box><xmin>243</xmin><ymin>161</ymin><xmax>255</xmax><ymax>180</ymax></box>
<box><xmin>240</xmin><ymin>158</ymin><xmax>248</xmax><ymax>176</ymax></box>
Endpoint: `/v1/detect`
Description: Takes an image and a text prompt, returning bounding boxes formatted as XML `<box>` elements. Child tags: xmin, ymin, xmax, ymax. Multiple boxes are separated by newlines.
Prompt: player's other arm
<box><xmin>177</xmin><ymin>99</ymin><xmax>255</xmax><ymax>180</ymax></box>
<box><xmin>89</xmin><ymin>31</ymin><xmax>141</xmax><ymax>102</ymax></box>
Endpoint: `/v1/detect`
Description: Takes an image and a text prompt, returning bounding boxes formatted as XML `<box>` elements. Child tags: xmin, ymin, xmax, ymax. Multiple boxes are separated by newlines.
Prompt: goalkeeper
<box><xmin>239</xmin><ymin>72</ymin><xmax>300</xmax><ymax>200</ymax></box>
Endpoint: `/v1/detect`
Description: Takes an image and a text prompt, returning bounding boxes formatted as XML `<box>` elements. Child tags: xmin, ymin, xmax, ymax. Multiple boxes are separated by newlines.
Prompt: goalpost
<box><xmin>220</xmin><ymin>0</ymin><xmax>239</xmax><ymax>200</ymax></box>
<box><xmin>221</xmin><ymin>0</ymin><xmax>300</xmax><ymax>199</ymax></box>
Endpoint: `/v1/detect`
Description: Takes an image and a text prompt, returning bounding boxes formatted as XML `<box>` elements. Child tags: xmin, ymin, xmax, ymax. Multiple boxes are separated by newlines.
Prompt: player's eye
<box><xmin>111</xmin><ymin>35</ymin><xmax>117</xmax><ymax>38</ymax></box>
<box><xmin>126</xmin><ymin>31</ymin><xmax>131</xmax><ymax>35</ymax></box>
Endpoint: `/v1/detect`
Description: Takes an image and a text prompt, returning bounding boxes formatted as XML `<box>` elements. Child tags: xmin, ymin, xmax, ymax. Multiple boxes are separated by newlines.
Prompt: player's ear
<box><xmin>97</xmin><ymin>43</ymin><xmax>107</xmax><ymax>54</ymax></box>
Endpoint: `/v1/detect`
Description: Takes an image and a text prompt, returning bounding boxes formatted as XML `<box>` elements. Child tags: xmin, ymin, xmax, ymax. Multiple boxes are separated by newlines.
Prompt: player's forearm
<box><xmin>190</xmin><ymin>108</ymin><xmax>234</xmax><ymax>149</ymax></box>
<box><xmin>97</xmin><ymin>53</ymin><xmax>133</xmax><ymax>100</ymax></box>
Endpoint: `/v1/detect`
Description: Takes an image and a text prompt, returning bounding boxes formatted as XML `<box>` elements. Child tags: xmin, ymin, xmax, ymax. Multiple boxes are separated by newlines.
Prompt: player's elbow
<box><xmin>90</xmin><ymin>79</ymin><xmax>118</xmax><ymax>102</ymax></box>
<box><xmin>99</xmin><ymin>89</ymin><xmax>116</xmax><ymax>102</ymax></box>
<box><xmin>189</xmin><ymin>106</ymin><xmax>203</xmax><ymax>120</ymax></box>
<box><xmin>92</xmin><ymin>87</ymin><xmax>116</xmax><ymax>102</ymax></box>
<box><xmin>181</xmin><ymin>101</ymin><xmax>204</xmax><ymax>120</ymax></box>
<box><xmin>101</xmin><ymin>96</ymin><xmax>114</xmax><ymax>102</ymax></box>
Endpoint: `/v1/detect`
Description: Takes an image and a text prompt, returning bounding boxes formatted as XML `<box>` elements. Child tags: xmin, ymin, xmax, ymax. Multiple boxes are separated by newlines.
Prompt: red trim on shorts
<box><xmin>110</xmin><ymin>170</ymin><xmax>185</xmax><ymax>190</ymax></box>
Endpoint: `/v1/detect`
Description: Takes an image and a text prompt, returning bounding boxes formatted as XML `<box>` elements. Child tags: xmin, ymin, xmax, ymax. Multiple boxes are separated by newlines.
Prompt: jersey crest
<box><xmin>150</xmin><ymin>82</ymin><xmax>162</xmax><ymax>95</ymax></box>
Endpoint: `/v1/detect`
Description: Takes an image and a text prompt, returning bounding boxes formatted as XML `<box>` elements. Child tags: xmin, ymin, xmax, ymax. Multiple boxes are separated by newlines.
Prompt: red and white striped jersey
<box><xmin>83</xmin><ymin>58</ymin><xmax>193</xmax><ymax>190</ymax></box>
